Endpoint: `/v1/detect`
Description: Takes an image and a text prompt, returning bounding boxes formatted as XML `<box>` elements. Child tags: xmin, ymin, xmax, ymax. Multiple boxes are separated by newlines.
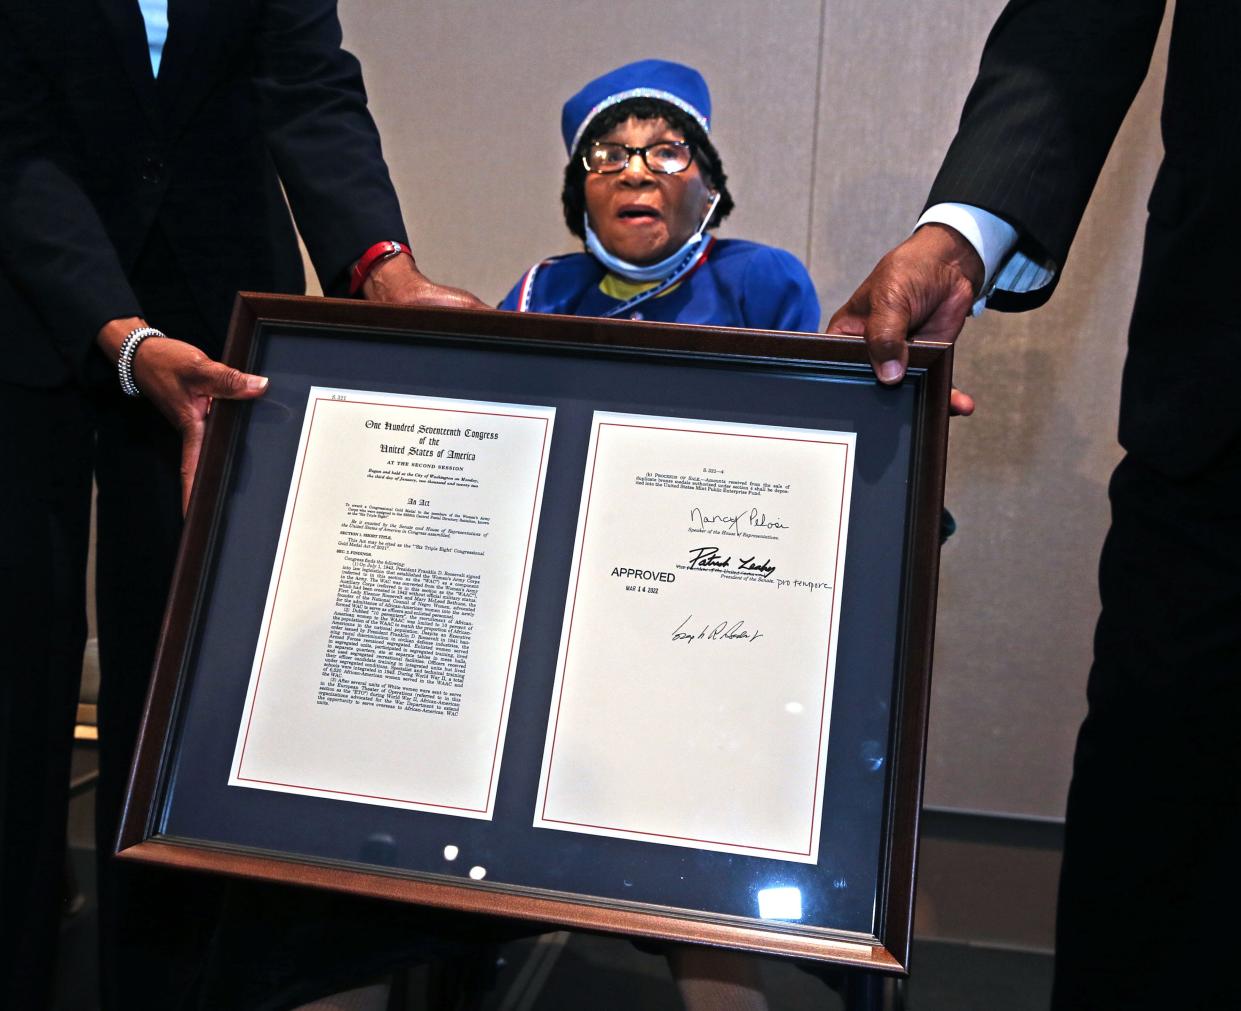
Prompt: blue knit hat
<box><xmin>561</xmin><ymin>59</ymin><xmax>712</xmax><ymax>155</ymax></box>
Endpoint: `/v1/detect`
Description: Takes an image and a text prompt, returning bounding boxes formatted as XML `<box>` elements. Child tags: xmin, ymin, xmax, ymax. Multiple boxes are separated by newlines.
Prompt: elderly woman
<box><xmin>513</xmin><ymin>59</ymin><xmax>960</xmax><ymax>550</ymax></box>
<box><xmin>501</xmin><ymin>59</ymin><xmax>820</xmax><ymax>332</ymax></box>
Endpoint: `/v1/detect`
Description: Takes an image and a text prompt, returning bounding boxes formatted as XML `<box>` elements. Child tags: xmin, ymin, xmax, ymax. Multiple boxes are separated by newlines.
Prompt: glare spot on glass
<box><xmin>757</xmin><ymin>886</ymin><xmax>803</xmax><ymax>921</ymax></box>
<box><xmin>442</xmin><ymin>844</ymin><xmax>459</xmax><ymax>861</ymax></box>
<box><xmin>832</xmin><ymin>877</ymin><xmax>848</xmax><ymax>890</ymax></box>
<box><xmin>359</xmin><ymin>833</ymin><xmax>397</xmax><ymax>866</ymax></box>
<box><xmin>623</xmin><ymin>880</ymin><xmax>633</xmax><ymax>888</ymax></box>
<box><xmin>469</xmin><ymin>865</ymin><xmax>487</xmax><ymax>880</ymax></box>
<box><xmin>860</xmin><ymin>740</ymin><xmax>885</xmax><ymax>772</ymax></box>
<box><xmin>784</xmin><ymin>702</ymin><xmax>804</xmax><ymax>715</ymax></box>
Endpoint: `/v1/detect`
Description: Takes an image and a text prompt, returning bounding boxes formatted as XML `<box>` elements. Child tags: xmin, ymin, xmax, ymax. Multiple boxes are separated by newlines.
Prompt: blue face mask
<box><xmin>585</xmin><ymin>191</ymin><xmax>721</xmax><ymax>283</ymax></box>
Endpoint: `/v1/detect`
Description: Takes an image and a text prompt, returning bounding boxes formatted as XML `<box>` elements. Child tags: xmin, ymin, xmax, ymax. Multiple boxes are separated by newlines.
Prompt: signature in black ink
<box><xmin>687</xmin><ymin>546</ymin><xmax>732</xmax><ymax>569</ymax></box>
<box><xmin>689</xmin><ymin>506</ymin><xmax>789</xmax><ymax>534</ymax></box>
<box><xmin>672</xmin><ymin>615</ymin><xmax>764</xmax><ymax>645</ymax></box>
<box><xmin>686</xmin><ymin>546</ymin><xmax>776</xmax><ymax>578</ymax></box>
<box><xmin>738</xmin><ymin>556</ymin><xmax>776</xmax><ymax>578</ymax></box>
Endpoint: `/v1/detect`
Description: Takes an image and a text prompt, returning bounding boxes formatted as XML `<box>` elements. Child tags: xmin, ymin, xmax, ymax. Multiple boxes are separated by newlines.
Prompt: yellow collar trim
<box><xmin>599</xmin><ymin>273</ymin><xmax>683</xmax><ymax>301</ymax></box>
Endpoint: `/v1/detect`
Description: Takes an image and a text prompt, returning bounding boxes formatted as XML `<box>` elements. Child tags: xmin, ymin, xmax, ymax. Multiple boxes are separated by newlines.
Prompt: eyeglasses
<box><xmin>583</xmin><ymin>140</ymin><xmax>694</xmax><ymax>175</ymax></box>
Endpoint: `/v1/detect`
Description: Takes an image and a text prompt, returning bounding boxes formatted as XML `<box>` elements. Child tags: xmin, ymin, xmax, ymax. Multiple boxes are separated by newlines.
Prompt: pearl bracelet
<box><xmin>117</xmin><ymin>326</ymin><xmax>166</xmax><ymax>397</ymax></box>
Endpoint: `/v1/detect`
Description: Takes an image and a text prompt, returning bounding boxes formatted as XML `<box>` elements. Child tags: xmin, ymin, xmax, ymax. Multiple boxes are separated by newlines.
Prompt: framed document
<box><xmin>229</xmin><ymin>389</ymin><xmax>554</xmax><ymax>819</ymax></box>
<box><xmin>535</xmin><ymin>413</ymin><xmax>854</xmax><ymax>865</ymax></box>
<box><xmin>120</xmin><ymin>293</ymin><xmax>952</xmax><ymax>973</ymax></box>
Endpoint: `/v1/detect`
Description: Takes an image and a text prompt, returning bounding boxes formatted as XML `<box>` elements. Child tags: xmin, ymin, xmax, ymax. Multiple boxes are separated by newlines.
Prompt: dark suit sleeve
<box><xmin>0</xmin><ymin>11</ymin><xmax>143</xmax><ymax>381</ymax></box>
<box><xmin>253</xmin><ymin>0</ymin><xmax>409</xmax><ymax>296</ymax></box>
<box><xmin>925</xmin><ymin>0</ymin><xmax>1166</xmax><ymax>310</ymax></box>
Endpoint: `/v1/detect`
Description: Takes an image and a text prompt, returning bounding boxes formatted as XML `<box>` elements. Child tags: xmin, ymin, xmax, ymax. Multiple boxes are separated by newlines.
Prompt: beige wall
<box><xmin>330</xmin><ymin>1</ymin><xmax>1172</xmax><ymax>820</ymax></box>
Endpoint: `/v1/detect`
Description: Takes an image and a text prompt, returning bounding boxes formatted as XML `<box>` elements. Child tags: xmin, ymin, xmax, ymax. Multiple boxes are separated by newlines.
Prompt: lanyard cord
<box><xmin>516</xmin><ymin>237</ymin><xmax>715</xmax><ymax>317</ymax></box>
<box><xmin>598</xmin><ymin>236</ymin><xmax>714</xmax><ymax>318</ymax></box>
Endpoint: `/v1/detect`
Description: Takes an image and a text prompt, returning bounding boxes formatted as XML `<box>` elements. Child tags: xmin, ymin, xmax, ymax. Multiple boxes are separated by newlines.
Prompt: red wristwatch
<box><xmin>349</xmin><ymin>240</ymin><xmax>413</xmax><ymax>295</ymax></box>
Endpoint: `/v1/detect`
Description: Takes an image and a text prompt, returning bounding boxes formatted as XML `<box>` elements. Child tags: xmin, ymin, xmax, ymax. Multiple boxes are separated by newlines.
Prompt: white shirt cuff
<box><xmin>918</xmin><ymin>204</ymin><xmax>1016</xmax><ymax>287</ymax></box>
<box><xmin>918</xmin><ymin>203</ymin><xmax>1058</xmax><ymax>315</ymax></box>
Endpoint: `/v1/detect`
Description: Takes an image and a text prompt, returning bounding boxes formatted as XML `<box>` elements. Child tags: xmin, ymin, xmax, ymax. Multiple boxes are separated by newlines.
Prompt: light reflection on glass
<box><xmin>442</xmin><ymin>844</ymin><xmax>459</xmax><ymax>861</ymax></box>
<box><xmin>360</xmin><ymin>833</ymin><xmax>397</xmax><ymax>866</ymax></box>
<box><xmin>253</xmin><ymin>396</ymin><xmax>296</xmax><ymax>422</ymax></box>
<box><xmin>785</xmin><ymin>701</ymin><xmax>804</xmax><ymax>715</ymax></box>
<box><xmin>757</xmin><ymin>886</ymin><xmax>803</xmax><ymax>920</ymax></box>
<box><xmin>469</xmin><ymin>865</ymin><xmax>487</xmax><ymax>880</ymax></box>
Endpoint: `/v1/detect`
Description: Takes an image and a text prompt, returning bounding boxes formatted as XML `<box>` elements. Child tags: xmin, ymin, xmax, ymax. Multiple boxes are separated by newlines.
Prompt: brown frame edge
<box><xmin>874</xmin><ymin>337</ymin><xmax>953</xmax><ymax>973</ymax></box>
<box><xmin>122</xmin><ymin>836</ymin><xmax>903</xmax><ymax>972</ymax></box>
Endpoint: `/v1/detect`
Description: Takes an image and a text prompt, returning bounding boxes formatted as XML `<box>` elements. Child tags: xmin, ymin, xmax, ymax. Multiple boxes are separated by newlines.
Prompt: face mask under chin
<box><xmin>584</xmin><ymin>191</ymin><xmax>721</xmax><ymax>283</ymax></box>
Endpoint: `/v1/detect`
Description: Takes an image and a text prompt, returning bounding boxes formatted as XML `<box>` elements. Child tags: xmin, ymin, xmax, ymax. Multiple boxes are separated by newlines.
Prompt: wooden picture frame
<box><xmin>118</xmin><ymin>293</ymin><xmax>952</xmax><ymax>974</ymax></box>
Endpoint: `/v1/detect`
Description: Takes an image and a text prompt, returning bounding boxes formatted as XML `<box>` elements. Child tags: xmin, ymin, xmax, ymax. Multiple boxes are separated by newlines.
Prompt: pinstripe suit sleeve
<box><xmin>925</xmin><ymin>0</ymin><xmax>1166</xmax><ymax>311</ymax></box>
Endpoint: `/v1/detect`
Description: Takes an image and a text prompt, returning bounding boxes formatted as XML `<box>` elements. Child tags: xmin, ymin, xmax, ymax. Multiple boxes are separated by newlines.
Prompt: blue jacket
<box><xmin>500</xmin><ymin>238</ymin><xmax>820</xmax><ymax>332</ymax></box>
